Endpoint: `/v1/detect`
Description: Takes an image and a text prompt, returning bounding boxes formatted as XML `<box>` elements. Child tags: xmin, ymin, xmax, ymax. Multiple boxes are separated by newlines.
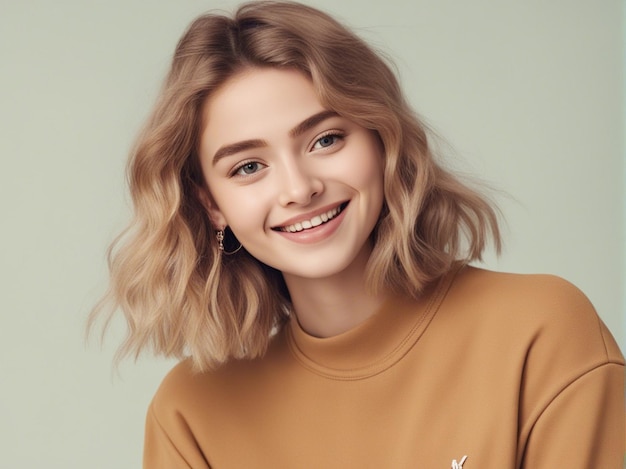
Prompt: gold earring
<box><xmin>216</xmin><ymin>228</ymin><xmax>242</xmax><ymax>255</ymax></box>
<box><xmin>216</xmin><ymin>230</ymin><xmax>225</xmax><ymax>251</ymax></box>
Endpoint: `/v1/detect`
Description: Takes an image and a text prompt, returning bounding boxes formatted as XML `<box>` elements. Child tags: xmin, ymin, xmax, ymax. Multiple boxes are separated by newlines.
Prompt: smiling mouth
<box><xmin>275</xmin><ymin>202</ymin><xmax>348</xmax><ymax>233</ymax></box>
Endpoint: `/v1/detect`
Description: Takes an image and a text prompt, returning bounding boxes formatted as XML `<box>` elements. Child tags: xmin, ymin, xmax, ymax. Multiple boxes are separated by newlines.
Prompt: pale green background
<box><xmin>0</xmin><ymin>1</ymin><xmax>623</xmax><ymax>467</ymax></box>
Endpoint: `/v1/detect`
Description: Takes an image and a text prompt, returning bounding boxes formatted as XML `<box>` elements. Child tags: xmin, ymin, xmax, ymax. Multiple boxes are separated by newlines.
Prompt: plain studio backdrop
<box><xmin>0</xmin><ymin>1</ymin><xmax>623</xmax><ymax>467</ymax></box>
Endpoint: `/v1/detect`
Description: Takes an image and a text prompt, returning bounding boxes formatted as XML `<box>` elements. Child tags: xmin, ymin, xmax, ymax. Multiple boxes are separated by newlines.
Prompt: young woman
<box><xmin>93</xmin><ymin>1</ymin><xmax>625</xmax><ymax>467</ymax></box>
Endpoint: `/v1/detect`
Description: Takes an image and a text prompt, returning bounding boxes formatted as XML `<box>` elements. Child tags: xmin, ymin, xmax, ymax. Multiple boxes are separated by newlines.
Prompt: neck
<box><xmin>283</xmin><ymin>244</ymin><xmax>387</xmax><ymax>338</ymax></box>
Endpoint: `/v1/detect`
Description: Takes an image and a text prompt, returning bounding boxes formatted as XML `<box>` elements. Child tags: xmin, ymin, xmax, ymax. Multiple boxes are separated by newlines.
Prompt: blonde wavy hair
<box><xmin>90</xmin><ymin>0</ymin><xmax>501</xmax><ymax>372</ymax></box>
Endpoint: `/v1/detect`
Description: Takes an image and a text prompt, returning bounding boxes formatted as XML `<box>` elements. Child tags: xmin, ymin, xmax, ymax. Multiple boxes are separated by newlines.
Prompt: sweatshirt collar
<box><xmin>286</xmin><ymin>268</ymin><xmax>458</xmax><ymax>379</ymax></box>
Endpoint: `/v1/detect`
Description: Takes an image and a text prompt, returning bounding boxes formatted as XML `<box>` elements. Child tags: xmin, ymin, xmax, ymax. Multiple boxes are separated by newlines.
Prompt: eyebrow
<box><xmin>289</xmin><ymin>110</ymin><xmax>339</xmax><ymax>138</ymax></box>
<box><xmin>212</xmin><ymin>139</ymin><xmax>267</xmax><ymax>164</ymax></box>
<box><xmin>212</xmin><ymin>110</ymin><xmax>340</xmax><ymax>165</ymax></box>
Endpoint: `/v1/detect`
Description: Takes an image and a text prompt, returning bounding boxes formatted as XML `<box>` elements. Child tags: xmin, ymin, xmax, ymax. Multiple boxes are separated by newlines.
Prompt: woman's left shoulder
<box><xmin>446</xmin><ymin>265</ymin><xmax>623</xmax><ymax>364</ymax></box>
<box><xmin>453</xmin><ymin>266</ymin><xmax>591</xmax><ymax>310</ymax></box>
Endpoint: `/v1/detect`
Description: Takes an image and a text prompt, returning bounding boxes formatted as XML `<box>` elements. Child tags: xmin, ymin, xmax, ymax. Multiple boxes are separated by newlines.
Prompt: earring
<box><xmin>216</xmin><ymin>230</ymin><xmax>225</xmax><ymax>251</ymax></box>
<box><xmin>216</xmin><ymin>228</ymin><xmax>243</xmax><ymax>255</ymax></box>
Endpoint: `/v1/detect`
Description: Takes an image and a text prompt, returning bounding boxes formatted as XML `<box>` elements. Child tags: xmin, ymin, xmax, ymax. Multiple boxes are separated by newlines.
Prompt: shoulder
<box><xmin>149</xmin><ymin>359</ymin><xmax>211</xmax><ymax>426</ymax></box>
<box><xmin>150</xmin><ymin>331</ymin><xmax>292</xmax><ymax>422</ymax></box>
<box><xmin>151</xmin><ymin>359</ymin><xmax>203</xmax><ymax>411</ymax></box>
<box><xmin>443</xmin><ymin>266</ymin><xmax>623</xmax><ymax>365</ymax></box>
<box><xmin>451</xmin><ymin>266</ymin><xmax>594</xmax><ymax>313</ymax></box>
<box><xmin>440</xmin><ymin>266</ymin><xmax>624</xmax><ymax>427</ymax></box>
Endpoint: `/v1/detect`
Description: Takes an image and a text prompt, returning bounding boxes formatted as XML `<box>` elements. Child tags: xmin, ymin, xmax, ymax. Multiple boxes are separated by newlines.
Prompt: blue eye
<box><xmin>234</xmin><ymin>161</ymin><xmax>265</xmax><ymax>176</ymax></box>
<box><xmin>317</xmin><ymin>136</ymin><xmax>335</xmax><ymax>147</ymax></box>
<box><xmin>312</xmin><ymin>133</ymin><xmax>343</xmax><ymax>150</ymax></box>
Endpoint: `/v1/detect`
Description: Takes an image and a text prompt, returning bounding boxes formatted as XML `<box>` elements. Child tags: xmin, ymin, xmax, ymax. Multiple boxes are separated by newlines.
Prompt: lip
<box><xmin>271</xmin><ymin>201</ymin><xmax>349</xmax><ymax>230</ymax></box>
<box><xmin>272</xmin><ymin>201</ymin><xmax>349</xmax><ymax>244</ymax></box>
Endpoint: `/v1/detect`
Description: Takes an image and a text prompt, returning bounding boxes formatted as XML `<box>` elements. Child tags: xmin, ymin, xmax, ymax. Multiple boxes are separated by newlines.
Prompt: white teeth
<box><xmin>280</xmin><ymin>205</ymin><xmax>344</xmax><ymax>233</ymax></box>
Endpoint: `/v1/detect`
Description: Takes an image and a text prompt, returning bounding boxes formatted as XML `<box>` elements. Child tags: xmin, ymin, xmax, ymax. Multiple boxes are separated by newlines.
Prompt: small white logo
<box><xmin>451</xmin><ymin>455</ymin><xmax>468</xmax><ymax>469</ymax></box>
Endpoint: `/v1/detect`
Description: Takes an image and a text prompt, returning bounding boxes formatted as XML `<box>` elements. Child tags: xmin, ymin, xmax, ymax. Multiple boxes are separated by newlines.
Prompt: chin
<box><xmin>279</xmin><ymin>255</ymin><xmax>359</xmax><ymax>281</ymax></box>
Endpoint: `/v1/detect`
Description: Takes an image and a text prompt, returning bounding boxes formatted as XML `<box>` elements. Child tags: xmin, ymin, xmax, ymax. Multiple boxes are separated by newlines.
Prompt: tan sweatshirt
<box><xmin>143</xmin><ymin>267</ymin><xmax>625</xmax><ymax>468</ymax></box>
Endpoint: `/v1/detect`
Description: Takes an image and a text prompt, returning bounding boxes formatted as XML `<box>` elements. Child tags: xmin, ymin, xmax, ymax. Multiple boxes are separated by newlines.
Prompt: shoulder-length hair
<box><xmin>90</xmin><ymin>0</ymin><xmax>500</xmax><ymax>372</ymax></box>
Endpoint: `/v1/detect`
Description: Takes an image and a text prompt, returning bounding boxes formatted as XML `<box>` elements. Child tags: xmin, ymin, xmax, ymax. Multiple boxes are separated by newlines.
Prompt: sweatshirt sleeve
<box><xmin>522</xmin><ymin>362</ymin><xmax>625</xmax><ymax>468</ymax></box>
<box><xmin>143</xmin><ymin>402</ymin><xmax>211</xmax><ymax>469</ymax></box>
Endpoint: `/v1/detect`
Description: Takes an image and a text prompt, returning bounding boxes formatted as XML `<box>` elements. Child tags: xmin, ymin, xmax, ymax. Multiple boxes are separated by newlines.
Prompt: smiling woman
<box><xmin>200</xmin><ymin>69</ymin><xmax>385</xmax><ymax>300</ymax></box>
<box><xmin>89</xmin><ymin>1</ymin><xmax>624</xmax><ymax>468</ymax></box>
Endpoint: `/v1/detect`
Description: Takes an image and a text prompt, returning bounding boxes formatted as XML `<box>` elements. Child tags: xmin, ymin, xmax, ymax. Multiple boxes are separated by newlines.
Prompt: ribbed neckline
<box><xmin>286</xmin><ymin>268</ymin><xmax>458</xmax><ymax>380</ymax></box>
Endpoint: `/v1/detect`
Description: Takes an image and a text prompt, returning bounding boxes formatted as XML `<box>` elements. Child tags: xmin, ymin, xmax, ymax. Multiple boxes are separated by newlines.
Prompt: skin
<box><xmin>198</xmin><ymin>68</ymin><xmax>387</xmax><ymax>338</ymax></box>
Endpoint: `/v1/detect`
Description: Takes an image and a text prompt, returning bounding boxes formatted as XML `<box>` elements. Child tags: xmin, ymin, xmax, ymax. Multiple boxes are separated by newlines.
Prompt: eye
<box><xmin>233</xmin><ymin>161</ymin><xmax>266</xmax><ymax>177</ymax></box>
<box><xmin>311</xmin><ymin>132</ymin><xmax>344</xmax><ymax>151</ymax></box>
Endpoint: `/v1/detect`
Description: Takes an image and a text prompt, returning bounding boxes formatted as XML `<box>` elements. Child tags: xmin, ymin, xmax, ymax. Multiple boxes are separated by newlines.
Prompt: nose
<box><xmin>277</xmin><ymin>156</ymin><xmax>324</xmax><ymax>207</ymax></box>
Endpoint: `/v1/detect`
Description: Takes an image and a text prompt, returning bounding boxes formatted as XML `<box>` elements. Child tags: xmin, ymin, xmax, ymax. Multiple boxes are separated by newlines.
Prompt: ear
<box><xmin>196</xmin><ymin>186</ymin><xmax>227</xmax><ymax>229</ymax></box>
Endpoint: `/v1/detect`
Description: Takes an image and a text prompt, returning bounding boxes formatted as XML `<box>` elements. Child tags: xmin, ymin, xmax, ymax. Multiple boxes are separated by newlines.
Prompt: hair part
<box><xmin>89</xmin><ymin>0</ymin><xmax>501</xmax><ymax>372</ymax></box>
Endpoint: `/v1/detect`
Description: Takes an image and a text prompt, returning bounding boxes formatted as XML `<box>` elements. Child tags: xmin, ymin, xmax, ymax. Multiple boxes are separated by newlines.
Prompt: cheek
<box><xmin>210</xmin><ymin>184</ymin><xmax>270</xmax><ymax>235</ymax></box>
<box><xmin>356</xmin><ymin>145</ymin><xmax>385</xmax><ymax>221</ymax></box>
<box><xmin>353</xmin><ymin>146</ymin><xmax>384</xmax><ymax>194</ymax></box>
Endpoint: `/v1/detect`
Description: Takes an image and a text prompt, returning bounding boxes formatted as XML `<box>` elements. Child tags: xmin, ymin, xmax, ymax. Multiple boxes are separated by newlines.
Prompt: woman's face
<box><xmin>198</xmin><ymin>68</ymin><xmax>384</xmax><ymax>281</ymax></box>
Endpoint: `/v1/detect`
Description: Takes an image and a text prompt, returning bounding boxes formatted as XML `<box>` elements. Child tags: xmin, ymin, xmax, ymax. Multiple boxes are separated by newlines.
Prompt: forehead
<box><xmin>200</xmin><ymin>68</ymin><xmax>326</xmax><ymax>152</ymax></box>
